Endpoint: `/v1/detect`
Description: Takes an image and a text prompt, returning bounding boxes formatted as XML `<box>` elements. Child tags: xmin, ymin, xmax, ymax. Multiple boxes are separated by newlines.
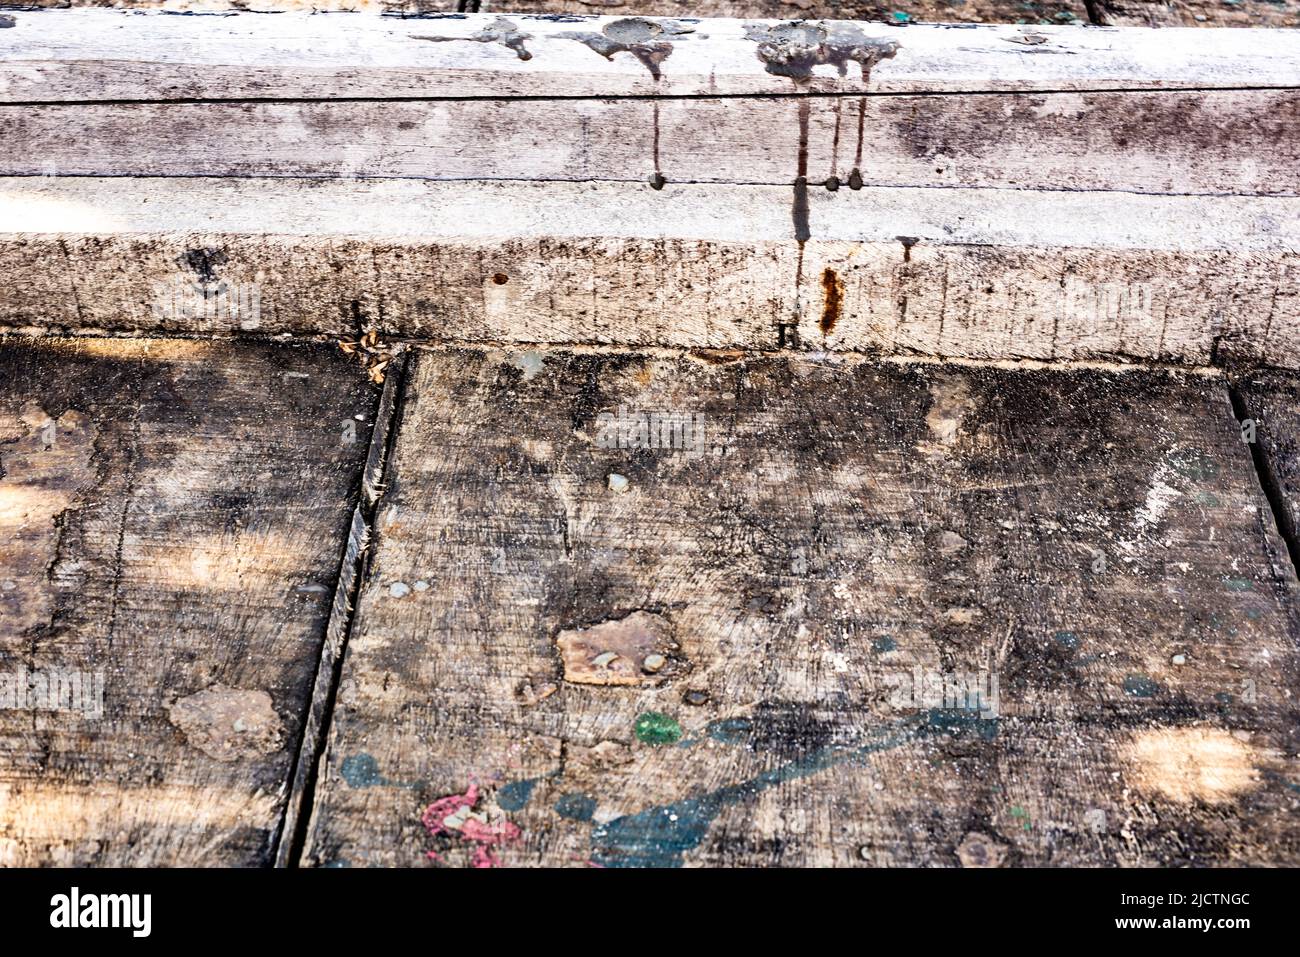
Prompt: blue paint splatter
<box><xmin>591</xmin><ymin>710</ymin><xmax>996</xmax><ymax>867</ymax></box>
<box><xmin>555</xmin><ymin>793</ymin><xmax>598</xmax><ymax>822</ymax></box>
<box><xmin>1123</xmin><ymin>674</ymin><xmax>1161</xmax><ymax>698</ymax></box>
<box><xmin>497</xmin><ymin>778</ymin><xmax>540</xmax><ymax>812</ymax></box>
<box><xmin>340</xmin><ymin>753</ymin><xmax>387</xmax><ymax>788</ymax></box>
<box><xmin>705</xmin><ymin>717</ymin><xmax>753</xmax><ymax>744</ymax></box>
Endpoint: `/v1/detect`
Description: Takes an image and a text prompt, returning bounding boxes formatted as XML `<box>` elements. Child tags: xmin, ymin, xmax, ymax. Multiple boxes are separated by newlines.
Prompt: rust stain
<box><xmin>820</xmin><ymin>267</ymin><xmax>843</xmax><ymax>335</ymax></box>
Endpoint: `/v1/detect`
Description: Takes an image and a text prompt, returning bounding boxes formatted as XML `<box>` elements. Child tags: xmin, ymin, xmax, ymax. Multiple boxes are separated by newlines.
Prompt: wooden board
<box><xmin>3</xmin><ymin>177</ymin><xmax>1297</xmax><ymax>368</ymax></box>
<box><xmin>4</xmin><ymin>12</ymin><xmax>1300</xmax><ymax>101</ymax></box>
<box><xmin>301</xmin><ymin>346</ymin><xmax>1300</xmax><ymax>867</ymax></box>
<box><xmin>0</xmin><ymin>336</ymin><xmax>376</xmax><ymax>866</ymax></box>
<box><xmin>10</xmin><ymin>0</ymin><xmax>1092</xmax><ymax>25</ymax></box>
<box><xmin>9</xmin><ymin>89</ymin><xmax>1297</xmax><ymax>196</ymax></box>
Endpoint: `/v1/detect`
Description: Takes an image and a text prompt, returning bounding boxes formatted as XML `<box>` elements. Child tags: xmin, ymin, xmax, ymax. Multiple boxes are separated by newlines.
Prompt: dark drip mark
<box><xmin>411</xmin><ymin>17</ymin><xmax>532</xmax><ymax>61</ymax></box>
<box><xmin>898</xmin><ymin>235</ymin><xmax>919</xmax><ymax>263</ymax></box>
<box><xmin>850</xmin><ymin>96</ymin><xmax>867</xmax><ymax>190</ymax></box>
<box><xmin>568</xmin><ymin>18</ymin><xmax>694</xmax><ymax>81</ymax></box>
<box><xmin>788</xmin><ymin>98</ymin><xmax>811</xmax><ymax>349</ymax></box>
<box><xmin>830</xmin><ymin>98</ymin><xmax>843</xmax><ymax>182</ymax></box>
<box><xmin>820</xmin><ymin>267</ymin><xmax>843</xmax><ymax>335</ymax></box>
<box><xmin>825</xmin><ymin>177</ymin><xmax>840</xmax><ymax>191</ymax></box>
<box><xmin>793</xmin><ymin>99</ymin><xmax>811</xmax><ymax>243</ymax></box>
<box><xmin>650</xmin><ymin>98</ymin><xmax>665</xmax><ymax>189</ymax></box>
<box><xmin>744</xmin><ymin>21</ymin><xmax>899</xmax><ymax>81</ymax></box>
<box><xmin>783</xmin><ymin>98</ymin><xmax>814</xmax><ymax>349</ymax></box>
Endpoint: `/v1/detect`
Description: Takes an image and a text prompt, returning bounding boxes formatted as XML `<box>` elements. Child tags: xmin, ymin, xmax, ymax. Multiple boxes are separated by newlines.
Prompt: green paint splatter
<box><xmin>891</xmin><ymin>11</ymin><xmax>913</xmax><ymax>21</ymax></box>
<box><xmin>1223</xmin><ymin>576</ymin><xmax>1254</xmax><ymax>592</ymax></box>
<box><xmin>1168</xmin><ymin>449</ymin><xmax>1219</xmax><ymax>482</ymax></box>
<box><xmin>635</xmin><ymin>711</ymin><xmax>683</xmax><ymax>746</ymax></box>
<box><xmin>873</xmin><ymin>636</ymin><xmax>897</xmax><ymax>653</ymax></box>
<box><xmin>1009</xmin><ymin>806</ymin><xmax>1032</xmax><ymax>830</ymax></box>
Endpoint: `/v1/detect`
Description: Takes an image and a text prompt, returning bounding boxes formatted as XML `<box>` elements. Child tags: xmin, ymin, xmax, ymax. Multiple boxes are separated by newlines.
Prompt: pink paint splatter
<box><xmin>421</xmin><ymin>783</ymin><xmax>522</xmax><ymax>868</ymax></box>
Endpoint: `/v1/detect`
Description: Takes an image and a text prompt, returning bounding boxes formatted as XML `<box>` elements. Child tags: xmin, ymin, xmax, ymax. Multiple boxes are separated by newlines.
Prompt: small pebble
<box><xmin>642</xmin><ymin>653</ymin><xmax>666</xmax><ymax>673</ymax></box>
<box><xmin>389</xmin><ymin>581</ymin><xmax>411</xmax><ymax>598</ymax></box>
<box><xmin>413</xmin><ymin>580</ymin><xmax>430</xmax><ymax>592</ymax></box>
<box><xmin>591</xmin><ymin>652</ymin><xmax>620</xmax><ymax>669</ymax></box>
<box><xmin>682</xmin><ymin>688</ymin><xmax>710</xmax><ymax>706</ymax></box>
<box><xmin>1171</xmin><ymin>654</ymin><xmax>1187</xmax><ymax>666</ymax></box>
<box><xmin>608</xmin><ymin>473</ymin><xmax>630</xmax><ymax>494</ymax></box>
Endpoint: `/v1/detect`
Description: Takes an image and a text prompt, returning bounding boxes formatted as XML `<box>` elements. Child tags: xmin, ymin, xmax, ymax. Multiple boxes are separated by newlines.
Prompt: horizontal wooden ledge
<box><xmin>2</xmin><ymin>11</ymin><xmax>1299</xmax><ymax>102</ymax></box>
<box><xmin>6</xmin><ymin>89</ymin><xmax>1297</xmax><ymax>196</ymax></box>
<box><xmin>4</xmin><ymin>178</ymin><xmax>1296</xmax><ymax>250</ymax></box>
<box><xmin>1</xmin><ymin>178</ymin><xmax>1296</xmax><ymax>370</ymax></box>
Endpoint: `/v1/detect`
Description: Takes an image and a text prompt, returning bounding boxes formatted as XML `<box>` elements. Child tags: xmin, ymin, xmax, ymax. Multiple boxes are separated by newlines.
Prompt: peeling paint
<box><xmin>555</xmin><ymin>610</ymin><xmax>682</xmax><ymax>685</ymax></box>
<box><xmin>411</xmin><ymin>17</ymin><xmax>534</xmax><ymax>61</ymax></box>
<box><xmin>567</xmin><ymin>18</ymin><xmax>694</xmax><ymax>80</ymax></box>
<box><xmin>421</xmin><ymin>783</ymin><xmax>521</xmax><ymax>868</ymax></box>
<box><xmin>167</xmin><ymin>685</ymin><xmax>283</xmax><ymax>762</ymax></box>
<box><xmin>743</xmin><ymin>21</ymin><xmax>899</xmax><ymax>82</ymax></box>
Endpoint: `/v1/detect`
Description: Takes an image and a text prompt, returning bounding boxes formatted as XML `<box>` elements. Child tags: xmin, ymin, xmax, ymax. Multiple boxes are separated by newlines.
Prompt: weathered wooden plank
<box><xmin>2</xmin><ymin>177</ymin><xmax>1297</xmax><ymax>367</ymax></box>
<box><xmin>1096</xmin><ymin>0</ymin><xmax>1300</xmax><ymax>28</ymax></box>
<box><xmin>3</xmin><ymin>12</ymin><xmax>1299</xmax><ymax>102</ymax></box>
<box><xmin>302</xmin><ymin>346</ymin><xmax>1300</xmax><ymax>867</ymax></box>
<box><xmin>10</xmin><ymin>89</ymin><xmax>1296</xmax><ymax>195</ymax></box>
<box><xmin>11</xmin><ymin>0</ymin><xmax>1092</xmax><ymax>25</ymax></box>
<box><xmin>0</xmin><ymin>336</ymin><xmax>376</xmax><ymax>866</ymax></box>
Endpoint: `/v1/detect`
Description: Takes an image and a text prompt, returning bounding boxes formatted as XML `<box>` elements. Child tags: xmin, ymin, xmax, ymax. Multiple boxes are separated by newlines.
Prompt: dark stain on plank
<box><xmin>820</xmin><ymin>266</ymin><xmax>843</xmax><ymax>335</ymax></box>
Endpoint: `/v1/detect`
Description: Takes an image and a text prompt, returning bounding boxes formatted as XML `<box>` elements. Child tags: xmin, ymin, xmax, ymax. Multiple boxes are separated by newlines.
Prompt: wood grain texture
<box><xmin>4</xmin><ymin>12</ymin><xmax>1300</xmax><ymax>102</ymax></box>
<box><xmin>1096</xmin><ymin>0</ymin><xmax>1300</xmax><ymax>27</ymax></box>
<box><xmin>302</xmin><ymin>346</ymin><xmax>1300</xmax><ymax>867</ymax></box>
<box><xmin>2</xmin><ymin>177</ymin><xmax>1296</xmax><ymax>367</ymax></box>
<box><xmin>10</xmin><ymin>89</ymin><xmax>1296</xmax><ymax>196</ymax></box>
<box><xmin>9</xmin><ymin>0</ymin><xmax>1090</xmax><ymax>25</ymax></box>
<box><xmin>0</xmin><ymin>336</ymin><xmax>376</xmax><ymax>865</ymax></box>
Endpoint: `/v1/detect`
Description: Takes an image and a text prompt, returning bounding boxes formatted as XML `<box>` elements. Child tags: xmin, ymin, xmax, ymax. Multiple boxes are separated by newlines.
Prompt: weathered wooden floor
<box><xmin>3</xmin><ymin>335</ymin><xmax>1297</xmax><ymax>867</ymax></box>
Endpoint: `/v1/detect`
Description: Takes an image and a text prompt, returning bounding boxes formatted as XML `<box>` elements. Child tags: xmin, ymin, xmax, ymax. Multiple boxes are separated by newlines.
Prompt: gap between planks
<box><xmin>272</xmin><ymin>350</ymin><xmax>409</xmax><ymax>868</ymax></box>
<box><xmin>1230</xmin><ymin>382</ymin><xmax>1300</xmax><ymax>587</ymax></box>
<box><xmin>0</xmin><ymin>328</ymin><xmax>1240</xmax><ymax>378</ymax></box>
